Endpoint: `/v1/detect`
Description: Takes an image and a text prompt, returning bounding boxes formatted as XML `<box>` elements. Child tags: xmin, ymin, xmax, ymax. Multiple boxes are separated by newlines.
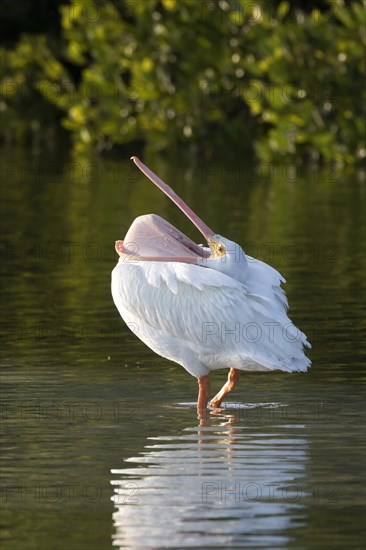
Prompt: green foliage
<box><xmin>0</xmin><ymin>0</ymin><xmax>365</xmax><ymax>163</ymax></box>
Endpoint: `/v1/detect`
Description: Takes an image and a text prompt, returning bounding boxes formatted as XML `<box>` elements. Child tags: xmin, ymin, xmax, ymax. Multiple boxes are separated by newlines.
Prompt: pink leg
<box><xmin>197</xmin><ymin>375</ymin><xmax>210</xmax><ymax>419</ymax></box>
<box><xmin>210</xmin><ymin>368</ymin><xmax>240</xmax><ymax>408</ymax></box>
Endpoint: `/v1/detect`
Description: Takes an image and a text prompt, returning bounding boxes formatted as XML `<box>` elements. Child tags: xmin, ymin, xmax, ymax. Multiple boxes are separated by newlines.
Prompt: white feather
<box><xmin>111</xmin><ymin>254</ymin><xmax>311</xmax><ymax>378</ymax></box>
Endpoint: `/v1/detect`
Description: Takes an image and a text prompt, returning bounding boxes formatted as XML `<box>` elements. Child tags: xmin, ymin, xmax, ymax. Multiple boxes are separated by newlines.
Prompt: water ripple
<box><xmin>111</xmin><ymin>417</ymin><xmax>308</xmax><ymax>549</ymax></box>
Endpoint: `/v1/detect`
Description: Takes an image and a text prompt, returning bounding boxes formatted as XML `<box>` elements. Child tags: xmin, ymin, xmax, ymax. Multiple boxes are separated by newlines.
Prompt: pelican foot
<box><xmin>209</xmin><ymin>368</ymin><xmax>240</xmax><ymax>409</ymax></box>
<box><xmin>209</xmin><ymin>398</ymin><xmax>223</xmax><ymax>409</ymax></box>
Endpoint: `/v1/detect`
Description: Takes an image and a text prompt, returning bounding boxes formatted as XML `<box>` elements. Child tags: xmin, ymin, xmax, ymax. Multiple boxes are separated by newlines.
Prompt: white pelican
<box><xmin>112</xmin><ymin>157</ymin><xmax>311</xmax><ymax>417</ymax></box>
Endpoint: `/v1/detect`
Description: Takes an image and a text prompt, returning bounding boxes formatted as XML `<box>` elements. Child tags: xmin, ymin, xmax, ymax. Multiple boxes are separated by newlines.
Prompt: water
<box><xmin>1</xmin><ymin>149</ymin><xmax>365</xmax><ymax>549</ymax></box>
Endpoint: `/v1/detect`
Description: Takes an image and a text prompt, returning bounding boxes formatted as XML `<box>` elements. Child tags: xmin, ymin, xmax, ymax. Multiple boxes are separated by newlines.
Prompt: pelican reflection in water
<box><xmin>111</xmin><ymin>407</ymin><xmax>309</xmax><ymax>548</ymax></box>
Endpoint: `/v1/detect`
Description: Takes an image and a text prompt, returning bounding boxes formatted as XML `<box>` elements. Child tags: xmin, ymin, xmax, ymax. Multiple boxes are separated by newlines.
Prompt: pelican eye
<box><xmin>210</xmin><ymin>241</ymin><xmax>226</xmax><ymax>257</ymax></box>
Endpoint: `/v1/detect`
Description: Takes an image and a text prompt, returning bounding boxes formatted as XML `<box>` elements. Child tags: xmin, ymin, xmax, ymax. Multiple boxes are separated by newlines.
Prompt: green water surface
<box><xmin>1</xmin><ymin>150</ymin><xmax>365</xmax><ymax>549</ymax></box>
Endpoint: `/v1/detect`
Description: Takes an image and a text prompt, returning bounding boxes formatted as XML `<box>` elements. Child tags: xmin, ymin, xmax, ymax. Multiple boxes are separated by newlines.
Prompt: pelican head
<box><xmin>200</xmin><ymin>235</ymin><xmax>248</xmax><ymax>284</ymax></box>
<box><xmin>115</xmin><ymin>157</ymin><xmax>247</xmax><ymax>284</ymax></box>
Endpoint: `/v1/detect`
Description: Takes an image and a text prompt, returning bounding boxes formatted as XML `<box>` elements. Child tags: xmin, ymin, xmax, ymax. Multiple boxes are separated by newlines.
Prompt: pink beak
<box><xmin>115</xmin><ymin>157</ymin><xmax>216</xmax><ymax>263</ymax></box>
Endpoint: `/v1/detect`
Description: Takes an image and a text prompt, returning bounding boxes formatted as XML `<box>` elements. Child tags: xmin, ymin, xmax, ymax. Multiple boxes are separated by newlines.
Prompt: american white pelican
<box><xmin>112</xmin><ymin>157</ymin><xmax>311</xmax><ymax>417</ymax></box>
